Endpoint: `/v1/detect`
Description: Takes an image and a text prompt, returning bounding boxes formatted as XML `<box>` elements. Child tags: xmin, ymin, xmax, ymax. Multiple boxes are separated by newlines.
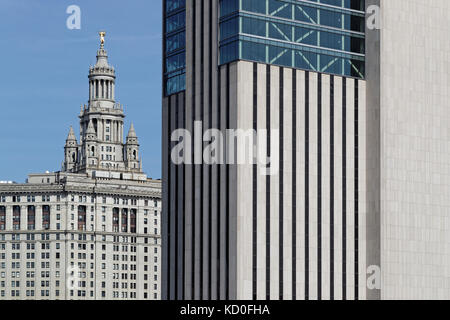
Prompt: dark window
<box><xmin>121</xmin><ymin>209</ymin><xmax>128</xmax><ymax>233</ymax></box>
<box><xmin>27</xmin><ymin>206</ymin><xmax>35</xmax><ymax>230</ymax></box>
<box><xmin>113</xmin><ymin>208</ymin><xmax>119</xmax><ymax>232</ymax></box>
<box><xmin>78</xmin><ymin>206</ymin><xmax>86</xmax><ymax>231</ymax></box>
<box><xmin>42</xmin><ymin>205</ymin><xmax>50</xmax><ymax>230</ymax></box>
<box><xmin>0</xmin><ymin>206</ymin><xmax>6</xmax><ymax>230</ymax></box>
<box><xmin>130</xmin><ymin>209</ymin><xmax>137</xmax><ymax>233</ymax></box>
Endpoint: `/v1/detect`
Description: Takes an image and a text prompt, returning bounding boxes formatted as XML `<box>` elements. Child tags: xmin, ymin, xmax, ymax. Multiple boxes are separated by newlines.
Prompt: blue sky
<box><xmin>0</xmin><ymin>0</ymin><xmax>162</xmax><ymax>182</ymax></box>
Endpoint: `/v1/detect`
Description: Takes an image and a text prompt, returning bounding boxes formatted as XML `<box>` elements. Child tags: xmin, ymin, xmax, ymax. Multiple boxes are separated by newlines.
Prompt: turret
<box><xmin>64</xmin><ymin>126</ymin><xmax>78</xmax><ymax>172</ymax></box>
<box><xmin>125</xmin><ymin>123</ymin><xmax>141</xmax><ymax>171</ymax></box>
<box><xmin>84</xmin><ymin>120</ymin><xmax>98</xmax><ymax>168</ymax></box>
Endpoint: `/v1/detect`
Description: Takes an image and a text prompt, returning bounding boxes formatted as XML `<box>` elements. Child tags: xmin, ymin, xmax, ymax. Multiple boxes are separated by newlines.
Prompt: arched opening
<box><xmin>133</xmin><ymin>150</ymin><xmax>137</xmax><ymax>160</ymax></box>
<box><xmin>91</xmin><ymin>146</ymin><xmax>95</xmax><ymax>157</ymax></box>
<box><xmin>72</xmin><ymin>152</ymin><xmax>76</xmax><ymax>163</ymax></box>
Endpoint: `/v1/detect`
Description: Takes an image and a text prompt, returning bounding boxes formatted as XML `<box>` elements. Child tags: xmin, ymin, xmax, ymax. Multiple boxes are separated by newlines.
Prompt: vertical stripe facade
<box><xmin>252</xmin><ymin>63</ymin><xmax>258</xmax><ymax>300</ymax></box>
<box><xmin>233</xmin><ymin>62</ymin><xmax>367</xmax><ymax>300</ymax></box>
<box><xmin>163</xmin><ymin>0</ymin><xmax>231</xmax><ymax>300</ymax></box>
<box><xmin>162</xmin><ymin>0</ymin><xmax>368</xmax><ymax>300</ymax></box>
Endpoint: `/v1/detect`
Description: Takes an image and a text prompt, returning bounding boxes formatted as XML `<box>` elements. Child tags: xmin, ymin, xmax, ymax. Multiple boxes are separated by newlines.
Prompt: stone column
<box><xmin>119</xmin><ymin>208</ymin><xmax>122</xmax><ymax>232</ymax></box>
<box><xmin>110</xmin><ymin>121</ymin><xmax>113</xmax><ymax>142</ymax></box>
<box><xmin>98</xmin><ymin>119</ymin><xmax>103</xmax><ymax>141</ymax></box>
<box><xmin>127</xmin><ymin>208</ymin><xmax>131</xmax><ymax>234</ymax></box>
<box><xmin>120</xmin><ymin>122</ymin><xmax>123</xmax><ymax>143</ymax></box>
<box><xmin>115</xmin><ymin>121</ymin><xmax>119</xmax><ymax>143</ymax></box>
<box><xmin>5</xmin><ymin>206</ymin><xmax>12</xmax><ymax>231</ymax></box>
<box><xmin>110</xmin><ymin>121</ymin><xmax>114</xmax><ymax>142</ymax></box>
<box><xmin>117</xmin><ymin>121</ymin><xmax>120</xmax><ymax>142</ymax></box>
<box><xmin>35</xmin><ymin>205</ymin><xmax>42</xmax><ymax>230</ymax></box>
<box><xmin>20</xmin><ymin>205</ymin><xmax>27</xmax><ymax>231</ymax></box>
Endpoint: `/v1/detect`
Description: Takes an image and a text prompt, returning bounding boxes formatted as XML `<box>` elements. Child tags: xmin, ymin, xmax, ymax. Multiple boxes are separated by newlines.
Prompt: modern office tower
<box><xmin>0</xmin><ymin>35</ymin><xmax>162</xmax><ymax>300</ymax></box>
<box><xmin>162</xmin><ymin>0</ymin><xmax>450</xmax><ymax>300</ymax></box>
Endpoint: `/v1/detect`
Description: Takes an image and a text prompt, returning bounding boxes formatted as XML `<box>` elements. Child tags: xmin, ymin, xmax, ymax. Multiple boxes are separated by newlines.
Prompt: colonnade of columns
<box><xmin>89</xmin><ymin>79</ymin><xmax>115</xmax><ymax>100</ymax></box>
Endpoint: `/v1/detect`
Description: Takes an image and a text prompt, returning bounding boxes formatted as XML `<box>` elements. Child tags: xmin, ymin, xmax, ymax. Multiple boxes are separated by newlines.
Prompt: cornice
<box><xmin>0</xmin><ymin>182</ymin><xmax>161</xmax><ymax>198</ymax></box>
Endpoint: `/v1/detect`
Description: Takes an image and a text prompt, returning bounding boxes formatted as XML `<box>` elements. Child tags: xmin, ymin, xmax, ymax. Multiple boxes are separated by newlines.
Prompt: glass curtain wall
<box><xmin>164</xmin><ymin>0</ymin><xmax>186</xmax><ymax>96</ymax></box>
<box><xmin>219</xmin><ymin>0</ymin><xmax>366</xmax><ymax>78</ymax></box>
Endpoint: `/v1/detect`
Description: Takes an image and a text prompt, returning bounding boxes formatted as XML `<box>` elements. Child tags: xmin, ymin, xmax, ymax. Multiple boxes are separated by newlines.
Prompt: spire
<box><xmin>127</xmin><ymin>123</ymin><xmax>137</xmax><ymax>138</ymax></box>
<box><xmin>66</xmin><ymin>126</ymin><xmax>76</xmax><ymax>141</ymax></box>
<box><xmin>65</xmin><ymin>126</ymin><xmax>77</xmax><ymax>148</ymax></box>
<box><xmin>85</xmin><ymin>120</ymin><xmax>97</xmax><ymax>142</ymax></box>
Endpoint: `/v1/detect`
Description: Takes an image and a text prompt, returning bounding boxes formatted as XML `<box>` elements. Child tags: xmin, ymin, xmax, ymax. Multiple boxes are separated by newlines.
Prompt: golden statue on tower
<box><xmin>99</xmin><ymin>31</ymin><xmax>106</xmax><ymax>47</ymax></box>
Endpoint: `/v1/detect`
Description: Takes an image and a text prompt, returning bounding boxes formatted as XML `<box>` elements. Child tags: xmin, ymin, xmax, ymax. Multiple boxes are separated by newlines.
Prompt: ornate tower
<box><xmin>64</xmin><ymin>126</ymin><xmax>78</xmax><ymax>172</ymax></box>
<box><xmin>62</xmin><ymin>32</ymin><xmax>144</xmax><ymax>178</ymax></box>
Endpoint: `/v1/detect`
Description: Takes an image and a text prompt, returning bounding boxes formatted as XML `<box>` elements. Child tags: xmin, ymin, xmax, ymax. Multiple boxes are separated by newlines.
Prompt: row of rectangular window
<box><xmin>220</xmin><ymin>15</ymin><xmax>365</xmax><ymax>54</ymax></box>
<box><xmin>1</xmin><ymin>209</ymin><xmax>159</xmax><ymax>234</ymax></box>
<box><xmin>220</xmin><ymin>39</ymin><xmax>364</xmax><ymax>78</ymax></box>
<box><xmin>0</xmin><ymin>195</ymin><xmax>160</xmax><ymax>207</ymax></box>
<box><xmin>220</xmin><ymin>0</ymin><xmax>365</xmax><ymax>20</ymax></box>
<box><xmin>3</xmin><ymin>269</ymin><xmax>157</xmax><ymax>280</ymax></box>
<box><xmin>2</xmin><ymin>290</ymin><xmax>158</xmax><ymax>299</ymax></box>
<box><xmin>166</xmin><ymin>0</ymin><xmax>185</xmax><ymax>14</ymax></box>
<box><xmin>0</xmin><ymin>233</ymin><xmax>158</xmax><ymax>245</ymax></box>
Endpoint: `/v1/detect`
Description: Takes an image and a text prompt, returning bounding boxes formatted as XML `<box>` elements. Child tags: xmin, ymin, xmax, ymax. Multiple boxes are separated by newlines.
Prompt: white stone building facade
<box><xmin>0</xmin><ymin>35</ymin><xmax>162</xmax><ymax>300</ymax></box>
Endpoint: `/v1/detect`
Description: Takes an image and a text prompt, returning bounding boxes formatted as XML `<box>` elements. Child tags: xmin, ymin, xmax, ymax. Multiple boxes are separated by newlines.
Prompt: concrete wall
<box><xmin>379</xmin><ymin>0</ymin><xmax>450</xmax><ymax>299</ymax></box>
<box><xmin>365</xmin><ymin>0</ymin><xmax>382</xmax><ymax>301</ymax></box>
